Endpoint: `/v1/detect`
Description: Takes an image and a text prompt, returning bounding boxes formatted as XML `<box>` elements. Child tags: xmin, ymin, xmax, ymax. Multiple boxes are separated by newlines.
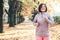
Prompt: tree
<box><xmin>8</xmin><ymin>0</ymin><xmax>16</xmax><ymax>27</ymax></box>
<box><xmin>0</xmin><ymin>0</ymin><xmax>3</xmax><ymax>33</ymax></box>
<box><xmin>31</xmin><ymin>8</ymin><xmax>38</xmax><ymax>21</ymax></box>
<box><xmin>15</xmin><ymin>1</ymin><xmax>24</xmax><ymax>24</ymax></box>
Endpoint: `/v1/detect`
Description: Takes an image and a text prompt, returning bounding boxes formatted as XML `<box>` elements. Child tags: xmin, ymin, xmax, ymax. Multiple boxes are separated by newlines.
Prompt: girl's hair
<box><xmin>38</xmin><ymin>3</ymin><xmax>47</xmax><ymax>12</ymax></box>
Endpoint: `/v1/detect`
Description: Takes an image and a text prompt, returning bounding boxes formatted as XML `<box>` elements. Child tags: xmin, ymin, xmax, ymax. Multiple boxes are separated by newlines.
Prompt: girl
<box><xmin>33</xmin><ymin>3</ymin><xmax>55</xmax><ymax>40</ymax></box>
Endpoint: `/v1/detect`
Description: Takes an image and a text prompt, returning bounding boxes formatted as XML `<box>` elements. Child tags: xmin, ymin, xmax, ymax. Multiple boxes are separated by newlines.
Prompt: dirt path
<box><xmin>0</xmin><ymin>22</ymin><xmax>60</xmax><ymax>40</ymax></box>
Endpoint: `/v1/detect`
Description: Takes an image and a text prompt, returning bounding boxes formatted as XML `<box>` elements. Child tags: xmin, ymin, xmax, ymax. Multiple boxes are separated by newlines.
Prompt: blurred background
<box><xmin>0</xmin><ymin>0</ymin><xmax>60</xmax><ymax>40</ymax></box>
<box><xmin>3</xmin><ymin>0</ymin><xmax>60</xmax><ymax>24</ymax></box>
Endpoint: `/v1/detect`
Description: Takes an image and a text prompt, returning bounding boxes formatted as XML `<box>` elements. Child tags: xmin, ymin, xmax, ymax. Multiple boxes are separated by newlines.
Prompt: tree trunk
<box><xmin>0</xmin><ymin>0</ymin><xmax>3</xmax><ymax>33</ymax></box>
<box><xmin>8</xmin><ymin>0</ymin><xmax>16</xmax><ymax>27</ymax></box>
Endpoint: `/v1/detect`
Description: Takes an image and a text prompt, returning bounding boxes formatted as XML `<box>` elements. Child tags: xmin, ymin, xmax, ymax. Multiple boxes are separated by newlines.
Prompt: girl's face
<box><xmin>41</xmin><ymin>5</ymin><xmax>46</xmax><ymax>12</ymax></box>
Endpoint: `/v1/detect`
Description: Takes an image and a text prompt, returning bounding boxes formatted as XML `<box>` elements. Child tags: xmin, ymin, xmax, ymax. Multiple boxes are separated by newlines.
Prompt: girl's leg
<box><xmin>43</xmin><ymin>36</ymin><xmax>49</xmax><ymax>40</ymax></box>
<box><xmin>36</xmin><ymin>36</ymin><xmax>42</xmax><ymax>40</ymax></box>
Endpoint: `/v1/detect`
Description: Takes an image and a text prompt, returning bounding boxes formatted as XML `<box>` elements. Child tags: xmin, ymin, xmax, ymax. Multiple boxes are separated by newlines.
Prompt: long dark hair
<box><xmin>38</xmin><ymin>3</ymin><xmax>47</xmax><ymax>12</ymax></box>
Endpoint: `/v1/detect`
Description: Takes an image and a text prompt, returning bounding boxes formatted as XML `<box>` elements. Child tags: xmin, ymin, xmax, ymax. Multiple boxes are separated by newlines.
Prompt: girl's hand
<box><xmin>34</xmin><ymin>23</ymin><xmax>38</xmax><ymax>26</ymax></box>
<box><xmin>43</xmin><ymin>15</ymin><xmax>48</xmax><ymax>21</ymax></box>
<box><xmin>33</xmin><ymin>23</ymin><xmax>40</xmax><ymax>27</ymax></box>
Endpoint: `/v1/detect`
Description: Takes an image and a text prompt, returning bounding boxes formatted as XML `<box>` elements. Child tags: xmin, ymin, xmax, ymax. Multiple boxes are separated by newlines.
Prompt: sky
<box><xmin>49</xmin><ymin>0</ymin><xmax>60</xmax><ymax>16</ymax></box>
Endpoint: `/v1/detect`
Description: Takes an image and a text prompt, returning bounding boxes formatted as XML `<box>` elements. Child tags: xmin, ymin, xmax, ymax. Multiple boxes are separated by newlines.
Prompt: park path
<box><xmin>0</xmin><ymin>21</ymin><xmax>60</xmax><ymax>40</ymax></box>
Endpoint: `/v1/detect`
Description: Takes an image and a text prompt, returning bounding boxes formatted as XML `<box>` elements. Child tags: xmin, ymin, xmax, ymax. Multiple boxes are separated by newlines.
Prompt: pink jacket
<box><xmin>33</xmin><ymin>12</ymin><xmax>54</xmax><ymax>36</ymax></box>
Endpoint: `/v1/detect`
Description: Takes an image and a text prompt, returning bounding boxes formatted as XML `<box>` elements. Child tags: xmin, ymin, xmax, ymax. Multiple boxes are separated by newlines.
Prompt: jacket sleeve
<box><xmin>33</xmin><ymin>14</ymin><xmax>38</xmax><ymax>23</ymax></box>
<box><xmin>47</xmin><ymin>15</ymin><xmax>55</xmax><ymax>25</ymax></box>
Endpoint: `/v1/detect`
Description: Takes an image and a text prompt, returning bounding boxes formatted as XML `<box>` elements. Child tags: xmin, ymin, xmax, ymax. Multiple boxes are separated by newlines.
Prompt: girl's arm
<box><xmin>33</xmin><ymin>14</ymin><xmax>38</xmax><ymax>26</ymax></box>
<box><xmin>44</xmin><ymin>15</ymin><xmax>55</xmax><ymax>25</ymax></box>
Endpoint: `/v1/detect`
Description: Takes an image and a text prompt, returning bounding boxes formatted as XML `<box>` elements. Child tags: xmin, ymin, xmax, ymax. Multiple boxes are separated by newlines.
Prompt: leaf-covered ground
<box><xmin>0</xmin><ymin>22</ymin><xmax>60</xmax><ymax>40</ymax></box>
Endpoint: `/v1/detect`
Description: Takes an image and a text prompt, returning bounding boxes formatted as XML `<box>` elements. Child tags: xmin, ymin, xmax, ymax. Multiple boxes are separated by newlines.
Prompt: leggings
<box><xmin>36</xmin><ymin>36</ymin><xmax>49</xmax><ymax>40</ymax></box>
